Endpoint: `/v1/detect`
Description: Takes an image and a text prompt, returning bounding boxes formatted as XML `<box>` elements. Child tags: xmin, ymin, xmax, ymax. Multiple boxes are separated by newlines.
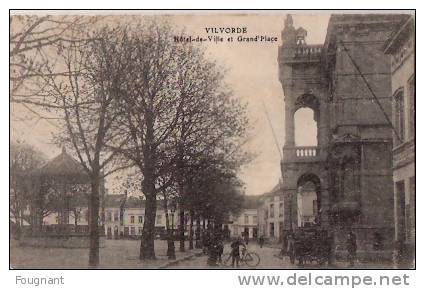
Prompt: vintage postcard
<box><xmin>10</xmin><ymin>10</ymin><xmax>415</xmax><ymax>270</ymax></box>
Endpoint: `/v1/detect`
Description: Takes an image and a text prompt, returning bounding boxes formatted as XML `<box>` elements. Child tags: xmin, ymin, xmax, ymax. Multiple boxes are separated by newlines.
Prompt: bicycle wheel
<box><xmin>222</xmin><ymin>253</ymin><xmax>233</xmax><ymax>267</ymax></box>
<box><xmin>244</xmin><ymin>252</ymin><xmax>260</xmax><ymax>267</ymax></box>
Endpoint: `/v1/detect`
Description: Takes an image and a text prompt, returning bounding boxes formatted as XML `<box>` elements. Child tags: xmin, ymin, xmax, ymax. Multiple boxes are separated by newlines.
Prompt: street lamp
<box><xmin>167</xmin><ymin>199</ymin><xmax>176</xmax><ymax>260</ymax></box>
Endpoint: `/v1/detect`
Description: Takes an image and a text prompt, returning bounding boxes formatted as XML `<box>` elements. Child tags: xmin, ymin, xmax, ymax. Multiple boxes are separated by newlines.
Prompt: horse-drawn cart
<box><xmin>287</xmin><ymin>227</ymin><xmax>332</xmax><ymax>265</ymax></box>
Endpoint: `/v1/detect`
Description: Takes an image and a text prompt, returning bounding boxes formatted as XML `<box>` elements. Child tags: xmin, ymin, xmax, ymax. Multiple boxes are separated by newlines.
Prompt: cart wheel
<box><xmin>245</xmin><ymin>252</ymin><xmax>260</xmax><ymax>267</ymax></box>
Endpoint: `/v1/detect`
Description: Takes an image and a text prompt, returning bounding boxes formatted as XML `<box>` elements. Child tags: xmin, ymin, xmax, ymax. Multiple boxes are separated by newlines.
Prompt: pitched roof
<box><xmin>36</xmin><ymin>147</ymin><xmax>88</xmax><ymax>181</ymax></box>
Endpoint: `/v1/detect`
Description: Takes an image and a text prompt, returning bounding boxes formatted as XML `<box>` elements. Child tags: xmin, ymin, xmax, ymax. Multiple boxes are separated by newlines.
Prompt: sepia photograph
<box><xmin>9</xmin><ymin>10</ymin><xmax>415</xmax><ymax>270</ymax></box>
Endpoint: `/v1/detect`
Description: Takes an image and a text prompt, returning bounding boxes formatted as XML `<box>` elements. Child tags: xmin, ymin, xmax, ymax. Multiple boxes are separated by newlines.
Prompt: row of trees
<box><xmin>11</xmin><ymin>16</ymin><xmax>250</xmax><ymax>268</ymax></box>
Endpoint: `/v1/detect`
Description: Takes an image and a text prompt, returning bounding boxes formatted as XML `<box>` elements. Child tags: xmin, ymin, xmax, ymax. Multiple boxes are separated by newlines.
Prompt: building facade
<box><xmin>41</xmin><ymin>194</ymin><xmax>178</xmax><ymax>239</ymax></box>
<box><xmin>227</xmin><ymin>195</ymin><xmax>259</xmax><ymax>239</ymax></box>
<box><xmin>228</xmin><ymin>209</ymin><xmax>259</xmax><ymax>239</ymax></box>
<box><xmin>103</xmin><ymin>195</ymin><xmax>177</xmax><ymax>239</ymax></box>
<box><xmin>278</xmin><ymin>14</ymin><xmax>408</xmax><ymax>259</ymax></box>
<box><xmin>258</xmin><ymin>184</ymin><xmax>285</xmax><ymax>240</ymax></box>
<box><xmin>384</xmin><ymin>15</ymin><xmax>415</xmax><ymax>266</ymax></box>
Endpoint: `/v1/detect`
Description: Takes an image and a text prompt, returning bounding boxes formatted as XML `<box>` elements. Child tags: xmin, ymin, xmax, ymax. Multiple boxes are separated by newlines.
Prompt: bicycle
<box><xmin>222</xmin><ymin>248</ymin><xmax>260</xmax><ymax>268</ymax></box>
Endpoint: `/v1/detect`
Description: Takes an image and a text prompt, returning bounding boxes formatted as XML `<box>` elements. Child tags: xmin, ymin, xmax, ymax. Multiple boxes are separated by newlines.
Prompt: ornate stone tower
<box><xmin>278</xmin><ymin>15</ymin><xmax>330</xmax><ymax>232</ymax></box>
<box><xmin>278</xmin><ymin>14</ymin><xmax>404</xmax><ymax>259</ymax></box>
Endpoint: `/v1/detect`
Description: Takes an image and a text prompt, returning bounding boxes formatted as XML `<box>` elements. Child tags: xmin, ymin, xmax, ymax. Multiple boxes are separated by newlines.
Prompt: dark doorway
<box><xmin>270</xmin><ymin>223</ymin><xmax>275</xmax><ymax>237</ymax></box>
<box><xmin>253</xmin><ymin>228</ymin><xmax>258</xmax><ymax>239</ymax></box>
<box><xmin>396</xmin><ymin>181</ymin><xmax>406</xmax><ymax>242</ymax></box>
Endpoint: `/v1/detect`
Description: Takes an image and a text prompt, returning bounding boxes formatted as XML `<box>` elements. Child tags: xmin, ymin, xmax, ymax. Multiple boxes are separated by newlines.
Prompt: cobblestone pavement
<box><xmin>167</xmin><ymin>243</ymin><xmax>395</xmax><ymax>269</ymax></box>
<box><xmin>167</xmin><ymin>243</ymin><xmax>297</xmax><ymax>269</ymax></box>
<box><xmin>10</xmin><ymin>239</ymin><xmax>395</xmax><ymax>269</ymax></box>
<box><xmin>10</xmin><ymin>239</ymin><xmax>200</xmax><ymax>269</ymax></box>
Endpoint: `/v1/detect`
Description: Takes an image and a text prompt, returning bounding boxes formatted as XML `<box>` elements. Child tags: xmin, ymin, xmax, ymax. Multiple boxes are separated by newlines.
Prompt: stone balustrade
<box><xmin>295</xmin><ymin>146</ymin><xmax>317</xmax><ymax>157</ymax></box>
<box><xmin>295</xmin><ymin>44</ymin><xmax>323</xmax><ymax>57</ymax></box>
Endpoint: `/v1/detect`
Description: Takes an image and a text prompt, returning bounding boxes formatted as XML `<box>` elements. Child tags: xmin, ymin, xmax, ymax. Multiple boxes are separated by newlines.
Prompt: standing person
<box><xmin>231</xmin><ymin>237</ymin><xmax>246</xmax><ymax>268</ymax></box>
<box><xmin>202</xmin><ymin>231</ymin><xmax>210</xmax><ymax>255</ymax></box>
<box><xmin>346</xmin><ymin>230</ymin><xmax>357</xmax><ymax>267</ymax></box>
<box><xmin>259</xmin><ymin>235</ymin><xmax>265</xmax><ymax>248</ymax></box>
<box><xmin>244</xmin><ymin>232</ymin><xmax>249</xmax><ymax>245</ymax></box>
<box><xmin>207</xmin><ymin>233</ymin><xmax>218</xmax><ymax>267</ymax></box>
<box><xmin>217</xmin><ymin>239</ymin><xmax>224</xmax><ymax>263</ymax></box>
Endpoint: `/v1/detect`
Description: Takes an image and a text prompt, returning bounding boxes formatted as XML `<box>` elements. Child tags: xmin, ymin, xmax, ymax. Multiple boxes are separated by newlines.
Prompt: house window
<box><xmin>253</xmin><ymin>215</ymin><xmax>258</xmax><ymax>224</ymax></box>
<box><xmin>156</xmin><ymin>214</ymin><xmax>162</xmax><ymax>225</ymax></box>
<box><xmin>130</xmin><ymin>226</ymin><xmax>135</xmax><ymax>235</ymax></box>
<box><xmin>408</xmin><ymin>76</ymin><xmax>415</xmax><ymax>139</ymax></box>
<box><xmin>395</xmin><ymin>89</ymin><xmax>405</xmax><ymax>144</ymax></box>
<box><xmin>106</xmin><ymin>211</ymin><xmax>112</xmax><ymax>222</ymax></box>
<box><xmin>269</xmin><ymin>204</ymin><xmax>274</xmax><ymax>218</ymax></box>
<box><xmin>279</xmin><ymin>202</ymin><xmax>283</xmax><ymax>217</ymax></box>
<box><xmin>244</xmin><ymin>214</ymin><xmax>249</xmax><ymax>224</ymax></box>
<box><xmin>130</xmin><ymin>215</ymin><xmax>135</xmax><ymax>224</ymax></box>
<box><xmin>138</xmin><ymin>227</ymin><xmax>143</xmax><ymax>235</ymax></box>
<box><xmin>138</xmin><ymin>216</ymin><xmax>143</xmax><ymax>224</ymax></box>
<box><xmin>113</xmin><ymin>211</ymin><xmax>119</xmax><ymax>222</ymax></box>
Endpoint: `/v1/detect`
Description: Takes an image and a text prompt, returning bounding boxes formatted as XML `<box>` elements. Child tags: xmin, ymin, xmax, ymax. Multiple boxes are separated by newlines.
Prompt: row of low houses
<box><xmin>42</xmin><ymin>193</ymin><xmax>181</xmax><ymax>239</ymax></box>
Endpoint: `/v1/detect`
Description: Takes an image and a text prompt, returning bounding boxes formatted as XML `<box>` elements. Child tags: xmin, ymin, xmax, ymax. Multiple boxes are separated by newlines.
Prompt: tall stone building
<box><xmin>278</xmin><ymin>14</ymin><xmax>407</xmax><ymax>259</ymax></box>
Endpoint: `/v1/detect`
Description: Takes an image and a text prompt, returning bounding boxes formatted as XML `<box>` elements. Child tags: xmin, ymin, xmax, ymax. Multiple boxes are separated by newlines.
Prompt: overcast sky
<box><xmin>11</xmin><ymin>13</ymin><xmax>331</xmax><ymax>195</ymax></box>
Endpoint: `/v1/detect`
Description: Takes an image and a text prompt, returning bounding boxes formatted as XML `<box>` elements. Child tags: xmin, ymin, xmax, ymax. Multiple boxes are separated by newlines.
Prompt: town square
<box><xmin>10</xmin><ymin>11</ymin><xmax>415</xmax><ymax>269</ymax></box>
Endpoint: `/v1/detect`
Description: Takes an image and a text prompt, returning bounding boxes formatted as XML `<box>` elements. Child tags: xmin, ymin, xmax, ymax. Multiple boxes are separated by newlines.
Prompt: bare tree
<box><xmin>34</xmin><ymin>25</ymin><xmax>131</xmax><ymax>268</ymax></box>
<box><xmin>10</xmin><ymin>15</ymin><xmax>101</xmax><ymax>103</ymax></box>
<box><xmin>108</xmin><ymin>21</ymin><xmax>250</xmax><ymax>259</ymax></box>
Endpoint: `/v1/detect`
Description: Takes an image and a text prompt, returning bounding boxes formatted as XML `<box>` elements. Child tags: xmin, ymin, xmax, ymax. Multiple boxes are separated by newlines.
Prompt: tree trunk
<box><xmin>140</xmin><ymin>109</ymin><xmax>157</xmax><ymax>260</ymax></box>
<box><xmin>88</xmin><ymin>174</ymin><xmax>100</xmax><ymax>268</ymax></box>
<box><xmin>140</xmin><ymin>192</ymin><xmax>157</xmax><ymax>260</ymax></box>
<box><xmin>179</xmin><ymin>209</ymin><xmax>185</xmax><ymax>252</ymax></box>
<box><xmin>195</xmin><ymin>215</ymin><xmax>201</xmax><ymax>248</ymax></box>
<box><xmin>189</xmin><ymin>210</ymin><xmax>194</xmax><ymax>250</ymax></box>
<box><xmin>163</xmin><ymin>195</ymin><xmax>176</xmax><ymax>259</ymax></box>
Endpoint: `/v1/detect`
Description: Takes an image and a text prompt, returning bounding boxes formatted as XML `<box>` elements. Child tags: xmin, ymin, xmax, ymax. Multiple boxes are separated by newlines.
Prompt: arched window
<box><xmin>394</xmin><ymin>89</ymin><xmax>405</xmax><ymax>144</ymax></box>
<box><xmin>294</xmin><ymin>107</ymin><xmax>318</xmax><ymax>146</ymax></box>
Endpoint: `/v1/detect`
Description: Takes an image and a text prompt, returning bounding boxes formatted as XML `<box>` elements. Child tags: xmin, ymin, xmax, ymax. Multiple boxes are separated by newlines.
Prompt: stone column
<box><xmin>283</xmin><ymin>189</ymin><xmax>297</xmax><ymax>231</ymax></box>
<box><xmin>318</xmin><ymin>99</ymin><xmax>329</xmax><ymax>149</ymax></box>
<box><xmin>284</xmin><ymin>98</ymin><xmax>295</xmax><ymax>147</ymax></box>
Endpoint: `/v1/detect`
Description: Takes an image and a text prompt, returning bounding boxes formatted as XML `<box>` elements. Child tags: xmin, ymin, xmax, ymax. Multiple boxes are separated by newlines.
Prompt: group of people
<box><xmin>204</xmin><ymin>232</ymin><xmax>267</xmax><ymax>267</ymax></box>
<box><xmin>204</xmin><ymin>234</ymin><xmax>246</xmax><ymax>267</ymax></box>
<box><xmin>202</xmin><ymin>228</ymin><xmax>358</xmax><ymax>268</ymax></box>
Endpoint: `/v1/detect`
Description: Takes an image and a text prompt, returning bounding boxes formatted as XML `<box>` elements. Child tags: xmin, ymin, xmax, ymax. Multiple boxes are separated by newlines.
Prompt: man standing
<box><xmin>346</xmin><ymin>230</ymin><xmax>357</xmax><ymax>267</ymax></box>
<box><xmin>259</xmin><ymin>235</ymin><xmax>265</xmax><ymax>248</ymax></box>
<box><xmin>231</xmin><ymin>237</ymin><xmax>246</xmax><ymax>267</ymax></box>
<box><xmin>244</xmin><ymin>232</ymin><xmax>249</xmax><ymax>245</ymax></box>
